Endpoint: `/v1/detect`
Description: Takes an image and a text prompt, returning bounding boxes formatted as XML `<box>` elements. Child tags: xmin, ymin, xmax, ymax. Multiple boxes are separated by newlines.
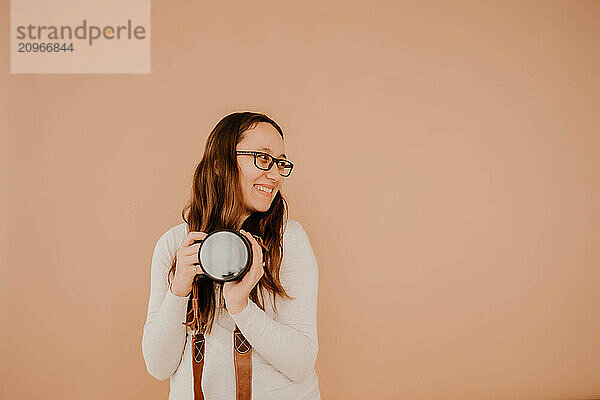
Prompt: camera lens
<box><xmin>197</xmin><ymin>230</ymin><xmax>252</xmax><ymax>282</ymax></box>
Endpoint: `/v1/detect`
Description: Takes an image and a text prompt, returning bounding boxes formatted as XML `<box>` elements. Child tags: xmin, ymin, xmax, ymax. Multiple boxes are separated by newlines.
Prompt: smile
<box><xmin>254</xmin><ymin>184</ymin><xmax>274</xmax><ymax>194</ymax></box>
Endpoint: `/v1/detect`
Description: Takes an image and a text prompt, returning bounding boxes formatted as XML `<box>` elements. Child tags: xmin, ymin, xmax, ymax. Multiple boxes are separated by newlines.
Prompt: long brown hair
<box><xmin>167</xmin><ymin>112</ymin><xmax>293</xmax><ymax>335</ymax></box>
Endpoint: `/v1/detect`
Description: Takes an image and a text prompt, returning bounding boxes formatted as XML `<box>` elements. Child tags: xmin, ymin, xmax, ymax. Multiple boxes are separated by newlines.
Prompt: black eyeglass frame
<box><xmin>236</xmin><ymin>151</ymin><xmax>294</xmax><ymax>177</ymax></box>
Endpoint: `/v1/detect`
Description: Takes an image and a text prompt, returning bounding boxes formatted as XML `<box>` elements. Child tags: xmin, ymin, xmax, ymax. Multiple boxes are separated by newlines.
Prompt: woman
<box><xmin>142</xmin><ymin>112</ymin><xmax>321</xmax><ymax>400</ymax></box>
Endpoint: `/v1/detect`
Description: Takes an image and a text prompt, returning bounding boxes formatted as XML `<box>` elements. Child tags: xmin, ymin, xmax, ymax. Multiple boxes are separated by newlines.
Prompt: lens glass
<box><xmin>199</xmin><ymin>231</ymin><xmax>249</xmax><ymax>280</ymax></box>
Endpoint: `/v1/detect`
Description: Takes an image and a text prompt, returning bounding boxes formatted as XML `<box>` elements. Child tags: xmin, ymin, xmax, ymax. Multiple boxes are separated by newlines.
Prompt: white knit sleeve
<box><xmin>141</xmin><ymin>229</ymin><xmax>190</xmax><ymax>380</ymax></box>
<box><xmin>229</xmin><ymin>219</ymin><xmax>319</xmax><ymax>382</ymax></box>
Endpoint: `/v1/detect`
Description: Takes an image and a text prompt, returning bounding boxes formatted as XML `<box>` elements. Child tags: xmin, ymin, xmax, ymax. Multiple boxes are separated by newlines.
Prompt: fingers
<box><xmin>181</xmin><ymin>242</ymin><xmax>202</xmax><ymax>256</ymax></box>
<box><xmin>180</xmin><ymin>231</ymin><xmax>208</xmax><ymax>249</ymax></box>
<box><xmin>178</xmin><ymin>232</ymin><xmax>208</xmax><ymax>255</ymax></box>
<box><xmin>240</xmin><ymin>230</ymin><xmax>262</xmax><ymax>260</ymax></box>
<box><xmin>239</xmin><ymin>230</ymin><xmax>264</xmax><ymax>280</ymax></box>
<box><xmin>223</xmin><ymin>232</ymin><xmax>264</xmax><ymax>303</ymax></box>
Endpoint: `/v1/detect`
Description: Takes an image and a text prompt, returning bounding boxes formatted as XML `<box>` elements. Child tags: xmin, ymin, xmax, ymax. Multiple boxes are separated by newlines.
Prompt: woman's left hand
<box><xmin>224</xmin><ymin>229</ymin><xmax>265</xmax><ymax>314</ymax></box>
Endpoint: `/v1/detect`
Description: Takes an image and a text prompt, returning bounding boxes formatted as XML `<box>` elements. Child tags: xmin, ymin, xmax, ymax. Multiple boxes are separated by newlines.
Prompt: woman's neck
<box><xmin>237</xmin><ymin>213</ymin><xmax>250</xmax><ymax>230</ymax></box>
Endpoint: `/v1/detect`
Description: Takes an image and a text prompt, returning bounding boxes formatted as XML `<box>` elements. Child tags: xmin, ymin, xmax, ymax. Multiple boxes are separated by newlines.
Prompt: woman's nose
<box><xmin>265</xmin><ymin>163</ymin><xmax>282</xmax><ymax>181</ymax></box>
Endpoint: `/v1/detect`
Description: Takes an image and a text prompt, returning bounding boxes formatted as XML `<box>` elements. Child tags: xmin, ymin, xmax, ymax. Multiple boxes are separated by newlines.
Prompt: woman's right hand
<box><xmin>170</xmin><ymin>231</ymin><xmax>208</xmax><ymax>297</ymax></box>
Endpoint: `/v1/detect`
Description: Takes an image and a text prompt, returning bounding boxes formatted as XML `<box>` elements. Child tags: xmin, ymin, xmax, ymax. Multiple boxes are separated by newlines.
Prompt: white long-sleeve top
<box><xmin>142</xmin><ymin>218</ymin><xmax>321</xmax><ymax>400</ymax></box>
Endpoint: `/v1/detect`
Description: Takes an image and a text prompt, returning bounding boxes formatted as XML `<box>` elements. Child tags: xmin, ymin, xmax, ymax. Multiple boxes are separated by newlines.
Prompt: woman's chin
<box><xmin>251</xmin><ymin>201</ymin><xmax>271</xmax><ymax>213</ymax></box>
<box><xmin>256</xmin><ymin>205</ymin><xmax>270</xmax><ymax>213</ymax></box>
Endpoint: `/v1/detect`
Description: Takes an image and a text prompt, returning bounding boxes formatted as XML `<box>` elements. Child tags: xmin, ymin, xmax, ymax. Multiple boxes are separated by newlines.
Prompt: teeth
<box><xmin>254</xmin><ymin>184</ymin><xmax>273</xmax><ymax>193</ymax></box>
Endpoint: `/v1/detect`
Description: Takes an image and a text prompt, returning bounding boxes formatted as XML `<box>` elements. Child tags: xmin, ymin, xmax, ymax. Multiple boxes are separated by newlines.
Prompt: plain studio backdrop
<box><xmin>1</xmin><ymin>1</ymin><xmax>599</xmax><ymax>399</ymax></box>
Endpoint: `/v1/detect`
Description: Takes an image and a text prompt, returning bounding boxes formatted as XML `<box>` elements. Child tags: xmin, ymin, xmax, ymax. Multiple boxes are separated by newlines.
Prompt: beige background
<box><xmin>2</xmin><ymin>1</ymin><xmax>600</xmax><ymax>399</ymax></box>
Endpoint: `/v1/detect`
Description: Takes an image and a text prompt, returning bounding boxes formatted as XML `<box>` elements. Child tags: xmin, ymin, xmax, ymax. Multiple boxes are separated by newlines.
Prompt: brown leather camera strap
<box><xmin>192</xmin><ymin>325</ymin><xmax>252</xmax><ymax>400</ymax></box>
<box><xmin>192</xmin><ymin>332</ymin><xmax>206</xmax><ymax>400</ymax></box>
<box><xmin>233</xmin><ymin>325</ymin><xmax>252</xmax><ymax>400</ymax></box>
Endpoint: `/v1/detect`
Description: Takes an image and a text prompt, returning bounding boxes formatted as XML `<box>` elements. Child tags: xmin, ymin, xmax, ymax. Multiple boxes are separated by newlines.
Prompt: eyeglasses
<box><xmin>236</xmin><ymin>151</ymin><xmax>294</xmax><ymax>177</ymax></box>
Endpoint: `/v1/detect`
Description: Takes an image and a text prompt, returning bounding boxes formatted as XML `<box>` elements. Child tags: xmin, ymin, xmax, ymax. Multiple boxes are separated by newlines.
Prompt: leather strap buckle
<box><xmin>234</xmin><ymin>329</ymin><xmax>251</xmax><ymax>354</ymax></box>
<box><xmin>192</xmin><ymin>334</ymin><xmax>205</xmax><ymax>364</ymax></box>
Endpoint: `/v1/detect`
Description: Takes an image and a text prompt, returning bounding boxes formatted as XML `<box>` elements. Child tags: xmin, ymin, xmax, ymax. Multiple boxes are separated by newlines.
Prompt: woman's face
<box><xmin>236</xmin><ymin>122</ymin><xmax>286</xmax><ymax>218</ymax></box>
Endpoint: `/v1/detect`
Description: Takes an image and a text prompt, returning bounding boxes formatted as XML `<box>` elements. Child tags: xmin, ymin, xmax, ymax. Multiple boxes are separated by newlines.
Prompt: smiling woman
<box><xmin>141</xmin><ymin>112</ymin><xmax>321</xmax><ymax>400</ymax></box>
<box><xmin>235</xmin><ymin>123</ymin><xmax>295</xmax><ymax>221</ymax></box>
